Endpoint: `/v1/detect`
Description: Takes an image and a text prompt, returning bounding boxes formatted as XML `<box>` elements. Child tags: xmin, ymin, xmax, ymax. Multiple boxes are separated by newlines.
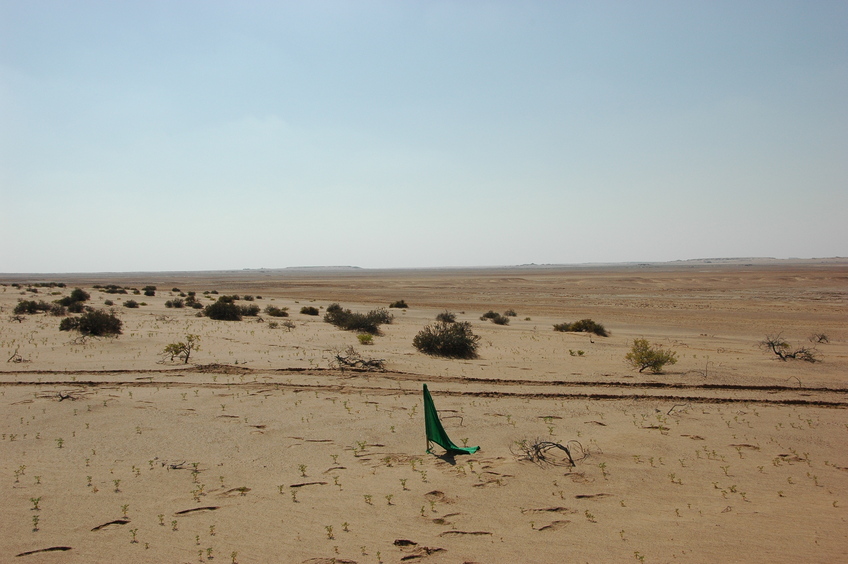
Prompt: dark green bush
<box><xmin>243</xmin><ymin>295</ymin><xmax>254</xmax><ymax>301</ymax></box>
<box><xmin>142</xmin><ymin>285</ymin><xmax>156</xmax><ymax>297</ymax></box>
<box><xmin>49</xmin><ymin>304</ymin><xmax>66</xmax><ymax>316</ymax></box>
<box><xmin>60</xmin><ymin>309</ymin><xmax>122</xmax><ymax>336</ymax></box>
<box><xmin>103</xmin><ymin>300</ymin><xmax>114</xmax><ymax>306</ymax></box>
<box><xmin>436</xmin><ymin>311</ymin><xmax>456</xmax><ymax>323</ymax></box>
<box><xmin>504</xmin><ymin>309</ymin><xmax>517</xmax><ymax>317</ymax></box>
<box><xmin>172</xmin><ymin>288</ymin><xmax>181</xmax><ymax>293</ymax></box>
<box><xmin>480</xmin><ymin>310</ymin><xmax>499</xmax><ymax>320</ymax></box>
<box><xmin>14</xmin><ymin>300</ymin><xmax>51</xmax><ymax>314</ymax></box>
<box><xmin>491</xmin><ymin>314</ymin><xmax>510</xmax><ymax>325</ymax></box>
<box><xmin>57</xmin><ymin>288</ymin><xmax>91</xmax><ymax>307</ymax></box>
<box><xmin>190</xmin><ymin>301</ymin><xmax>203</xmax><ymax>309</ymax></box>
<box><xmin>553</xmin><ymin>319</ymin><xmax>609</xmax><ymax>337</ymax></box>
<box><xmin>264</xmin><ymin>305</ymin><xmax>289</xmax><ymax>317</ymax></box>
<box><xmin>239</xmin><ymin>304</ymin><xmax>260</xmax><ymax>317</ymax></box>
<box><xmin>323</xmin><ymin>303</ymin><xmax>392</xmax><ymax>335</ymax></box>
<box><xmin>389</xmin><ymin>300</ymin><xmax>408</xmax><ymax>309</ymax></box>
<box><xmin>300</xmin><ymin>306</ymin><xmax>320</xmax><ymax>316</ymax></box>
<box><xmin>204</xmin><ymin>300</ymin><xmax>242</xmax><ymax>321</ymax></box>
<box><xmin>165</xmin><ymin>299</ymin><xmax>184</xmax><ymax>309</ymax></box>
<box><xmin>123</xmin><ymin>300</ymin><xmax>140</xmax><ymax>308</ymax></box>
<box><xmin>413</xmin><ymin>321</ymin><xmax>480</xmax><ymax>359</ymax></box>
<box><xmin>67</xmin><ymin>301</ymin><xmax>85</xmax><ymax>313</ymax></box>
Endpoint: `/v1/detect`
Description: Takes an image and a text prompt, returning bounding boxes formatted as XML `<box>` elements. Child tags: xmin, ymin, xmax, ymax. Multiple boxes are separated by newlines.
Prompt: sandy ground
<box><xmin>1</xmin><ymin>260</ymin><xmax>846</xmax><ymax>563</ymax></box>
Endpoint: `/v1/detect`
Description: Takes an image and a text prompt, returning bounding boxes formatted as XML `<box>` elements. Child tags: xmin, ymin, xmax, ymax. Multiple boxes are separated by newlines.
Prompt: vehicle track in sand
<box><xmin>3</xmin><ymin>364</ymin><xmax>847</xmax><ymax>408</ymax></box>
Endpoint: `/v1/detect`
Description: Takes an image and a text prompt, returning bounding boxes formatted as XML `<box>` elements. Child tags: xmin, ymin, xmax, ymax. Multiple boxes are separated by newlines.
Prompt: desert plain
<box><xmin>1</xmin><ymin>259</ymin><xmax>846</xmax><ymax>563</ymax></box>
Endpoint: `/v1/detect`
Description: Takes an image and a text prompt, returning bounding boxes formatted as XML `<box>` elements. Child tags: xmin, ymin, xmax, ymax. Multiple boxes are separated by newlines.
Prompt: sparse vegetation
<box><xmin>324</xmin><ymin>303</ymin><xmax>392</xmax><ymax>335</ymax></box>
<box><xmin>760</xmin><ymin>333</ymin><xmax>819</xmax><ymax>363</ymax></box>
<box><xmin>204</xmin><ymin>299</ymin><xmax>243</xmax><ymax>321</ymax></box>
<box><xmin>389</xmin><ymin>300</ymin><xmax>408</xmax><ymax>309</ymax></box>
<box><xmin>163</xmin><ymin>335</ymin><xmax>201</xmax><ymax>364</ymax></box>
<box><xmin>436</xmin><ymin>310</ymin><xmax>456</xmax><ymax>323</ymax></box>
<box><xmin>300</xmin><ymin>306</ymin><xmax>320</xmax><ymax>316</ymax></box>
<box><xmin>625</xmin><ymin>338</ymin><xmax>677</xmax><ymax>373</ymax></box>
<box><xmin>264</xmin><ymin>305</ymin><xmax>289</xmax><ymax>317</ymax></box>
<box><xmin>553</xmin><ymin>319</ymin><xmax>609</xmax><ymax>337</ymax></box>
<box><xmin>123</xmin><ymin>300</ymin><xmax>140</xmax><ymax>308</ymax></box>
<box><xmin>413</xmin><ymin>321</ymin><xmax>480</xmax><ymax>359</ymax></box>
<box><xmin>59</xmin><ymin>309</ymin><xmax>123</xmax><ymax>337</ymax></box>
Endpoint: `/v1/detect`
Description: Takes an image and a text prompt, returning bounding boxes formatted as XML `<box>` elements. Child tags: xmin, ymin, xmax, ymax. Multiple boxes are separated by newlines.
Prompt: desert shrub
<box><xmin>759</xmin><ymin>334</ymin><xmax>819</xmax><ymax>363</ymax></box>
<box><xmin>323</xmin><ymin>303</ymin><xmax>392</xmax><ymax>335</ymax></box>
<box><xmin>70</xmin><ymin>288</ymin><xmax>90</xmax><ymax>302</ymax></box>
<box><xmin>190</xmin><ymin>301</ymin><xmax>203</xmax><ymax>309</ymax></box>
<box><xmin>66</xmin><ymin>301</ymin><xmax>85</xmax><ymax>313</ymax></box>
<box><xmin>57</xmin><ymin>288</ymin><xmax>91</xmax><ymax>307</ymax></box>
<box><xmin>239</xmin><ymin>304</ymin><xmax>260</xmax><ymax>317</ymax></box>
<box><xmin>132</xmin><ymin>289</ymin><xmax>140</xmax><ymax>295</ymax></box>
<box><xmin>490</xmin><ymin>314</ymin><xmax>510</xmax><ymax>325</ymax></box>
<box><xmin>172</xmin><ymin>287</ymin><xmax>181</xmax><ymax>293</ymax></box>
<box><xmin>142</xmin><ymin>285</ymin><xmax>156</xmax><ymax>297</ymax></box>
<box><xmin>49</xmin><ymin>304</ymin><xmax>66</xmax><ymax>316</ymax></box>
<box><xmin>504</xmin><ymin>309</ymin><xmax>517</xmax><ymax>317</ymax></box>
<box><xmin>389</xmin><ymin>300</ymin><xmax>408</xmax><ymax>309</ymax></box>
<box><xmin>413</xmin><ymin>321</ymin><xmax>480</xmax><ymax>359</ymax></box>
<box><xmin>357</xmin><ymin>333</ymin><xmax>374</xmax><ymax>345</ymax></box>
<box><xmin>480</xmin><ymin>310</ymin><xmax>499</xmax><ymax>320</ymax></box>
<box><xmin>60</xmin><ymin>309</ymin><xmax>123</xmax><ymax>337</ymax></box>
<box><xmin>162</xmin><ymin>334</ymin><xmax>200</xmax><ymax>364</ymax></box>
<box><xmin>103</xmin><ymin>300</ymin><xmax>114</xmax><ymax>306</ymax></box>
<box><xmin>625</xmin><ymin>338</ymin><xmax>677</xmax><ymax>373</ymax></box>
<box><xmin>436</xmin><ymin>311</ymin><xmax>456</xmax><ymax>323</ymax></box>
<box><xmin>264</xmin><ymin>305</ymin><xmax>289</xmax><ymax>317</ymax></box>
<box><xmin>300</xmin><ymin>306</ymin><xmax>320</xmax><ymax>316</ymax></box>
<box><xmin>14</xmin><ymin>300</ymin><xmax>51</xmax><ymax>314</ymax></box>
<box><xmin>553</xmin><ymin>319</ymin><xmax>609</xmax><ymax>337</ymax></box>
<box><xmin>59</xmin><ymin>317</ymin><xmax>79</xmax><ymax>332</ymax></box>
<box><xmin>165</xmin><ymin>299</ymin><xmax>184</xmax><ymax>308</ymax></box>
<box><xmin>243</xmin><ymin>295</ymin><xmax>254</xmax><ymax>301</ymax></box>
<box><xmin>123</xmin><ymin>300</ymin><xmax>139</xmax><ymax>308</ymax></box>
<box><xmin>204</xmin><ymin>299</ymin><xmax>242</xmax><ymax>321</ymax></box>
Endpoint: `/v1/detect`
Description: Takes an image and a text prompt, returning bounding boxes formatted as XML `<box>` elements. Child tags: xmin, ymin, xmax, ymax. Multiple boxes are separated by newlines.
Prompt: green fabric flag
<box><xmin>423</xmin><ymin>384</ymin><xmax>479</xmax><ymax>454</ymax></box>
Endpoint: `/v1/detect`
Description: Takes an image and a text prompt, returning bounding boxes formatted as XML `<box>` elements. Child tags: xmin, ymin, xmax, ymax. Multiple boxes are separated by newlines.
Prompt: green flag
<box><xmin>423</xmin><ymin>384</ymin><xmax>479</xmax><ymax>454</ymax></box>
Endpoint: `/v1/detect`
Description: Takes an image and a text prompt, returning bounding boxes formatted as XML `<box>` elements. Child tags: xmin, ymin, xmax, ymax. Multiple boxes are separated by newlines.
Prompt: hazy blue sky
<box><xmin>2</xmin><ymin>1</ymin><xmax>846</xmax><ymax>272</ymax></box>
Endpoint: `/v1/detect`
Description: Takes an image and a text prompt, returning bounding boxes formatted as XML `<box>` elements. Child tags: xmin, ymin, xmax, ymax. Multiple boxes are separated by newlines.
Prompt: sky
<box><xmin>1</xmin><ymin>1</ymin><xmax>846</xmax><ymax>273</ymax></box>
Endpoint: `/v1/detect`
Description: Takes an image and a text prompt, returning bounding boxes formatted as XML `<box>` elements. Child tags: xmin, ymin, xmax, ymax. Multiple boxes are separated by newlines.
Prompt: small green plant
<box><xmin>32</xmin><ymin>515</ymin><xmax>40</xmax><ymax>531</ymax></box>
<box><xmin>625</xmin><ymin>338</ymin><xmax>678</xmax><ymax>373</ymax></box>
<box><xmin>357</xmin><ymin>333</ymin><xmax>374</xmax><ymax>345</ymax></box>
<box><xmin>298</xmin><ymin>464</ymin><xmax>307</xmax><ymax>477</ymax></box>
<box><xmin>162</xmin><ymin>334</ymin><xmax>200</xmax><ymax>364</ymax></box>
<box><xmin>130</xmin><ymin>528</ymin><xmax>139</xmax><ymax>543</ymax></box>
<box><xmin>364</xmin><ymin>494</ymin><xmax>373</xmax><ymax>505</ymax></box>
<box><xmin>30</xmin><ymin>497</ymin><xmax>41</xmax><ymax>511</ymax></box>
<box><xmin>325</xmin><ymin>525</ymin><xmax>334</xmax><ymax>539</ymax></box>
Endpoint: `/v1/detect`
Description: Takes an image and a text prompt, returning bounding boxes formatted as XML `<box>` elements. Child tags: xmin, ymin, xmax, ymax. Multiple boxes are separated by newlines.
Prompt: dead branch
<box><xmin>511</xmin><ymin>438</ymin><xmax>587</xmax><ymax>468</ymax></box>
<box><xmin>760</xmin><ymin>333</ymin><xmax>819</xmax><ymax>363</ymax></box>
<box><xmin>329</xmin><ymin>346</ymin><xmax>385</xmax><ymax>371</ymax></box>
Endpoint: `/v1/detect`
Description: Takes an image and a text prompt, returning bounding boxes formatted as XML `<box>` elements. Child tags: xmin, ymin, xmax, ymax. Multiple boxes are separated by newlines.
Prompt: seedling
<box><xmin>56</xmin><ymin>438</ymin><xmax>64</xmax><ymax>448</ymax></box>
<box><xmin>32</xmin><ymin>515</ymin><xmax>40</xmax><ymax>531</ymax></box>
<box><xmin>113</xmin><ymin>479</ymin><xmax>121</xmax><ymax>492</ymax></box>
<box><xmin>400</xmin><ymin>478</ymin><xmax>408</xmax><ymax>490</ymax></box>
<box><xmin>325</xmin><ymin>525</ymin><xmax>334</xmax><ymax>539</ymax></box>
<box><xmin>209</xmin><ymin>525</ymin><xmax>216</xmax><ymax>536</ymax></box>
<box><xmin>585</xmin><ymin>510</ymin><xmax>597</xmax><ymax>523</ymax></box>
<box><xmin>171</xmin><ymin>520</ymin><xmax>178</xmax><ymax>531</ymax></box>
<box><xmin>130</xmin><ymin>528</ymin><xmax>139</xmax><ymax>543</ymax></box>
<box><xmin>291</xmin><ymin>490</ymin><xmax>298</xmax><ymax>503</ymax></box>
<box><xmin>30</xmin><ymin>497</ymin><xmax>41</xmax><ymax>511</ymax></box>
<box><xmin>298</xmin><ymin>464</ymin><xmax>307</xmax><ymax>477</ymax></box>
<box><xmin>158</xmin><ymin>514</ymin><xmax>165</xmax><ymax>526</ymax></box>
<box><xmin>385</xmin><ymin>494</ymin><xmax>394</xmax><ymax>505</ymax></box>
<box><xmin>364</xmin><ymin>494</ymin><xmax>373</xmax><ymax>505</ymax></box>
<box><xmin>121</xmin><ymin>504</ymin><xmax>129</xmax><ymax>518</ymax></box>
